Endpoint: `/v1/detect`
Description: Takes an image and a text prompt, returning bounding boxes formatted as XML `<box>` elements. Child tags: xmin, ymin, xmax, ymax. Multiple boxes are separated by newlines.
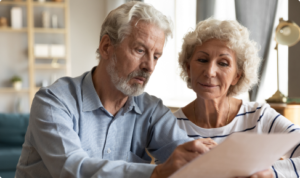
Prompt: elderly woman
<box><xmin>174</xmin><ymin>18</ymin><xmax>300</xmax><ymax>177</ymax></box>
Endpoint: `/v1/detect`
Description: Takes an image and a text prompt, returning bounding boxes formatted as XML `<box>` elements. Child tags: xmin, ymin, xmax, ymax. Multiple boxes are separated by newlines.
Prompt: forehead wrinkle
<box><xmin>134</xmin><ymin>26</ymin><xmax>164</xmax><ymax>54</ymax></box>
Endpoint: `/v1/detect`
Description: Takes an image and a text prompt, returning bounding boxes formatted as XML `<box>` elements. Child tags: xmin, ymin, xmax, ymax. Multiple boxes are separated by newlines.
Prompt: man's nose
<box><xmin>141</xmin><ymin>55</ymin><xmax>155</xmax><ymax>73</ymax></box>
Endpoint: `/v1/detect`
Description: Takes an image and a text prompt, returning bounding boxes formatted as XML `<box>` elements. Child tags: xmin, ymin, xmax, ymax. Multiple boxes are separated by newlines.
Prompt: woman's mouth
<box><xmin>199</xmin><ymin>83</ymin><xmax>218</xmax><ymax>88</ymax></box>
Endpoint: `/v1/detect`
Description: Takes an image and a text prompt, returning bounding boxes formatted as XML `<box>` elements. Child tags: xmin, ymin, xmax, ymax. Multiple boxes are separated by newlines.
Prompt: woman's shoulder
<box><xmin>173</xmin><ymin>108</ymin><xmax>186</xmax><ymax>118</ymax></box>
<box><xmin>238</xmin><ymin>101</ymin><xmax>271</xmax><ymax>116</ymax></box>
<box><xmin>241</xmin><ymin>101</ymin><xmax>269</xmax><ymax>109</ymax></box>
<box><xmin>239</xmin><ymin>101</ymin><xmax>292</xmax><ymax>128</ymax></box>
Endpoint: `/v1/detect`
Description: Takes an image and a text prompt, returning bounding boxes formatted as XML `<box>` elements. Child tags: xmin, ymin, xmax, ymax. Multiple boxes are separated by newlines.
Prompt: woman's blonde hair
<box><xmin>178</xmin><ymin>18</ymin><xmax>261</xmax><ymax>96</ymax></box>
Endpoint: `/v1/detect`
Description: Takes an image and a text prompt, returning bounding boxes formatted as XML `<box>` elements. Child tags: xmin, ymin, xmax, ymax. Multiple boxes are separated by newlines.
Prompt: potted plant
<box><xmin>11</xmin><ymin>76</ymin><xmax>22</xmax><ymax>90</ymax></box>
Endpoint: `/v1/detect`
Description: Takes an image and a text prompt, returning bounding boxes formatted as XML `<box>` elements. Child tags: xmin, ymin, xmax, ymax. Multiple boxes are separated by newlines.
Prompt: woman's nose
<box><xmin>204</xmin><ymin>62</ymin><xmax>217</xmax><ymax>78</ymax></box>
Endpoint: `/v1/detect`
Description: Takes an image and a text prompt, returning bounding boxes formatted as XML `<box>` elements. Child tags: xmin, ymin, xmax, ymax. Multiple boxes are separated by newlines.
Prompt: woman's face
<box><xmin>187</xmin><ymin>39</ymin><xmax>241</xmax><ymax>100</ymax></box>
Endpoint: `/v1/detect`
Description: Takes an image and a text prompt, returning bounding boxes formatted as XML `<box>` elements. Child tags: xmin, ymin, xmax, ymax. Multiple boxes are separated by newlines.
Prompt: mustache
<box><xmin>128</xmin><ymin>70</ymin><xmax>150</xmax><ymax>82</ymax></box>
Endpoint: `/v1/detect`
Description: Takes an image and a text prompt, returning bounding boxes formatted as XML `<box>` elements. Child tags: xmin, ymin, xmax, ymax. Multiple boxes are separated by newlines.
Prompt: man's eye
<box><xmin>154</xmin><ymin>56</ymin><xmax>159</xmax><ymax>60</ymax></box>
<box><xmin>137</xmin><ymin>49</ymin><xmax>144</xmax><ymax>53</ymax></box>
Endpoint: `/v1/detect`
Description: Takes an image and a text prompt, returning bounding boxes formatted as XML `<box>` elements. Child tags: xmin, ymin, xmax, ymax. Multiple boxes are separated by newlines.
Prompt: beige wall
<box><xmin>69</xmin><ymin>0</ymin><xmax>106</xmax><ymax>78</ymax></box>
<box><xmin>69</xmin><ymin>0</ymin><xmax>126</xmax><ymax>78</ymax></box>
<box><xmin>288</xmin><ymin>0</ymin><xmax>300</xmax><ymax>97</ymax></box>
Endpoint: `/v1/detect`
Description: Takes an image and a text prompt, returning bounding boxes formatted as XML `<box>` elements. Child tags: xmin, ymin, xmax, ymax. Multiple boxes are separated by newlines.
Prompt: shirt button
<box><xmin>107</xmin><ymin>148</ymin><xmax>111</xmax><ymax>154</ymax></box>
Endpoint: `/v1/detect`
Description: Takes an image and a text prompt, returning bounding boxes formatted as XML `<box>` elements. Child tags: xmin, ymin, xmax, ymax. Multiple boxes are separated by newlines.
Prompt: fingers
<box><xmin>250</xmin><ymin>168</ymin><xmax>274</xmax><ymax>178</ymax></box>
<box><xmin>198</xmin><ymin>138</ymin><xmax>217</xmax><ymax>145</ymax></box>
<box><xmin>197</xmin><ymin>138</ymin><xmax>218</xmax><ymax>150</ymax></box>
<box><xmin>180</xmin><ymin>139</ymin><xmax>210</xmax><ymax>154</ymax></box>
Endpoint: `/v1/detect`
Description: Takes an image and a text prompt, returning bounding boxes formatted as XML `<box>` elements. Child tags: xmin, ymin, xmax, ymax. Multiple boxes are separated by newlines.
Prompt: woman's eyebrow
<box><xmin>220</xmin><ymin>54</ymin><xmax>232</xmax><ymax>58</ymax></box>
<box><xmin>197</xmin><ymin>51</ymin><xmax>209</xmax><ymax>55</ymax></box>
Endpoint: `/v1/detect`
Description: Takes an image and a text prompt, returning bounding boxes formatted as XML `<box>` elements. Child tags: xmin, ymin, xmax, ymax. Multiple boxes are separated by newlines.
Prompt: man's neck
<box><xmin>92</xmin><ymin>65</ymin><xmax>128</xmax><ymax>116</ymax></box>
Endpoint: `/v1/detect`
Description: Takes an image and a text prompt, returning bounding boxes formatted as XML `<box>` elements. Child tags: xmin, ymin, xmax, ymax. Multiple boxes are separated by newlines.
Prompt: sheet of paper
<box><xmin>170</xmin><ymin>133</ymin><xmax>300</xmax><ymax>178</ymax></box>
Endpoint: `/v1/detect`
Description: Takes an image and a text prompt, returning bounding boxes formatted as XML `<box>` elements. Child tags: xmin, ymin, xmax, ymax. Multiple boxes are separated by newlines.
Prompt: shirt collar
<box><xmin>122</xmin><ymin>96</ymin><xmax>142</xmax><ymax>115</ymax></box>
<box><xmin>82</xmin><ymin>67</ymin><xmax>142</xmax><ymax>115</ymax></box>
<box><xmin>82</xmin><ymin>67</ymin><xmax>104</xmax><ymax>112</ymax></box>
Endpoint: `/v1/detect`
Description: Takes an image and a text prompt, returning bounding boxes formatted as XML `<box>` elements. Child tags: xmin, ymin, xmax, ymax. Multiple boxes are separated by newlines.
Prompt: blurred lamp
<box><xmin>266</xmin><ymin>18</ymin><xmax>300</xmax><ymax>103</ymax></box>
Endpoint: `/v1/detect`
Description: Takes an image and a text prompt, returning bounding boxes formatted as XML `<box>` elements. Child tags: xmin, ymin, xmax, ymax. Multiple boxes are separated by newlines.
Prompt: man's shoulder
<box><xmin>33</xmin><ymin>72</ymin><xmax>89</xmax><ymax>108</ymax></box>
<box><xmin>136</xmin><ymin>92</ymin><xmax>161</xmax><ymax>103</ymax></box>
<box><xmin>48</xmin><ymin>72</ymin><xmax>87</xmax><ymax>92</ymax></box>
<box><xmin>135</xmin><ymin>92</ymin><xmax>163</xmax><ymax>106</ymax></box>
<box><xmin>135</xmin><ymin>92</ymin><xmax>170</xmax><ymax>114</ymax></box>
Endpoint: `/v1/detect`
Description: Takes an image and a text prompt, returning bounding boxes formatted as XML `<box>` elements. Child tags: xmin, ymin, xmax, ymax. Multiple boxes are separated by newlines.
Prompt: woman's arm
<box><xmin>264</xmin><ymin>105</ymin><xmax>300</xmax><ymax>178</ymax></box>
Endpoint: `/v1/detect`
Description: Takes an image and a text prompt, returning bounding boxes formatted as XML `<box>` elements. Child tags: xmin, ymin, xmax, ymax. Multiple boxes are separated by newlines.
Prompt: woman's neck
<box><xmin>182</xmin><ymin>97</ymin><xmax>242</xmax><ymax>128</ymax></box>
<box><xmin>195</xmin><ymin>97</ymin><xmax>229</xmax><ymax>128</ymax></box>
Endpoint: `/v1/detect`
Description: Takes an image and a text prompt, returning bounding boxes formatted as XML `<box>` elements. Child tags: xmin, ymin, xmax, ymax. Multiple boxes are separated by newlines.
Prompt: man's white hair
<box><xmin>96</xmin><ymin>1</ymin><xmax>173</xmax><ymax>57</ymax></box>
<box><xmin>178</xmin><ymin>18</ymin><xmax>261</xmax><ymax>96</ymax></box>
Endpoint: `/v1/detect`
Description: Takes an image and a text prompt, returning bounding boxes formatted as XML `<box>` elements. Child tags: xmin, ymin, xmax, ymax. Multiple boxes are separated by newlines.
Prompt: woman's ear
<box><xmin>231</xmin><ymin>71</ymin><xmax>242</xmax><ymax>86</ymax></box>
<box><xmin>98</xmin><ymin>35</ymin><xmax>113</xmax><ymax>60</ymax></box>
<box><xmin>186</xmin><ymin>61</ymin><xmax>191</xmax><ymax>78</ymax></box>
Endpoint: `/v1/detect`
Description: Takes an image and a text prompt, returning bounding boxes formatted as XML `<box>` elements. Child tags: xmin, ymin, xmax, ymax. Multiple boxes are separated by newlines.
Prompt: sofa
<box><xmin>0</xmin><ymin>113</ymin><xmax>30</xmax><ymax>178</ymax></box>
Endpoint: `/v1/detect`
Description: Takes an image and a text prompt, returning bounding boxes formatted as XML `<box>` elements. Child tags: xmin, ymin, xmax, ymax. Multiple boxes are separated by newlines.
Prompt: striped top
<box><xmin>174</xmin><ymin>101</ymin><xmax>300</xmax><ymax>178</ymax></box>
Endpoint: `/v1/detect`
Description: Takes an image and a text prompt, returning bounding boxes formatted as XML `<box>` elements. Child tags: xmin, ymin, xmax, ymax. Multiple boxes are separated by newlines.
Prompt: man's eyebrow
<box><xmin>155</xmin><ymin>52</ymin><xmax>163</xmax><ymax>56</ymax></box>
<box><xmin>135</xmin><ymin>42</ymin><xmax>147</xmax><ymax>49</ymax></box>
<box><xmin>135</xmin><ymin>41</ymin><xmax>163</xmax><ymax>56</ymax></box>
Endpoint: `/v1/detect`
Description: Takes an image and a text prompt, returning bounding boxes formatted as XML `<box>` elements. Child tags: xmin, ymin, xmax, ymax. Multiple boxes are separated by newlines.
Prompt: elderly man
<box><xmin>16</xmin><ymin>2</ymin><xmax>211</xmax><ymax>178</ymax></box>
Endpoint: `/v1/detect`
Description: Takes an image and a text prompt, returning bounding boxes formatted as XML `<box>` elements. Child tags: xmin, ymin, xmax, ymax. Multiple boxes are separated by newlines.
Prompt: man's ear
<box><xmin>98</xmin><ymin>35</ymin><xmax>113</xmax><ymax>60</ymax></box>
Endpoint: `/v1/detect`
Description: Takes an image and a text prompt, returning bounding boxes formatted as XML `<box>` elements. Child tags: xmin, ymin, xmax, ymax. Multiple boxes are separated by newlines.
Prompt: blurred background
<box><xmin>0</xmin><ymin>0</ymin><xmax>299</xmax><ymax>113</ymax></box>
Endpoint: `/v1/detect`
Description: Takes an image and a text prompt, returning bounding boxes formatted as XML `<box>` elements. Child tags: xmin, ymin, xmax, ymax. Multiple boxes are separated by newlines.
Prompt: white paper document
<box><xmin>170</xmin><ymin>133</ymin><xmax>300</xmax><ymax>178</ymax></box>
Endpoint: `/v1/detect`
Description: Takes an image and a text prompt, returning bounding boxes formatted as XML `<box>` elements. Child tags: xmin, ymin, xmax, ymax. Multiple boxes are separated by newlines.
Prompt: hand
<box><xmin>199</xmin><ymin>138</ymin><xmax>218</xmax><ymax>150</ymax></box>
<box><xmin>236</xmin><ymin>168</ymin><xmax>274</xmax><ymax>178</ymax></box>
<box><xmin>150</xmin><ymin>138</ymin><xmax>217</xmax><ymax>178</ymax></box>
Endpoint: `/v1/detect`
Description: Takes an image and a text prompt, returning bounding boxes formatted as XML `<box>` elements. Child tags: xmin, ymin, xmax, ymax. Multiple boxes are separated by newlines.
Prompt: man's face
<box><xmin>106</xmin><ymin>21</ymin><xmax>165</xmax><ymax>96</ymax></box>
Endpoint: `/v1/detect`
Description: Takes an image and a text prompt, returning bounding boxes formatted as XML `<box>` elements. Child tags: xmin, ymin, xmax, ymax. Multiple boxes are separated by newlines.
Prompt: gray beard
<box><xmin>106</xmin><ymin>54</ymin><xmax>150</xmax><ymax>96</ymax></box>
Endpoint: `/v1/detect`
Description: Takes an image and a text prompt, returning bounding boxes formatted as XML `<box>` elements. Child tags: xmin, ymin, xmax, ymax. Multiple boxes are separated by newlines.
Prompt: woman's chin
<box><xmin>195</xmin><ymin>92</ymin><xmax>222</xmax><ymax>100</ymax></box>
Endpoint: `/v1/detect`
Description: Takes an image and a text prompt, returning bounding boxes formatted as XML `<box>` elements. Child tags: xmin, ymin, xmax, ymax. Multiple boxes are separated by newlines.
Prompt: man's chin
<box><xmin>118</xmin><ymin>84</ymin><xmax>145</xmax><ymax>97</ymax></box>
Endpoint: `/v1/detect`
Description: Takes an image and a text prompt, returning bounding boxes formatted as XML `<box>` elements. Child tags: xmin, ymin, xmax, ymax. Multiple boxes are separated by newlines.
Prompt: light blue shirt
<box><xmin>16</xmin><ymin>69</ymin><xmax>192</xmax><ymax>178</ymax></box>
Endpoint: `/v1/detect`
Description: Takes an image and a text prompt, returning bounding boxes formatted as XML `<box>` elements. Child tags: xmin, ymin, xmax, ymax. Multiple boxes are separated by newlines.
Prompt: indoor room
<box><xmin>0</xmin><ymin>0</ymin><xmax>300</xmax><ymax>177</ymax></box>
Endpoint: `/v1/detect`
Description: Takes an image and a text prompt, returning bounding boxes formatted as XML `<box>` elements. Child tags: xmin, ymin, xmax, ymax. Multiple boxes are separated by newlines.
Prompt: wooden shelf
<box><xmin>35</xmin><ymin>56</ymin><xmax>66</xmax><ymax>60</ymax></box>
<box><xmin>0</xmin><ymin>27</ymin><xmax>27</xmax><ymax>32</ymax></box>
<box><xmin>32</xmin><ymin>1</ymin><xmax>65</xmax><ymax>8</ymax></box>
<box><xmin>0</xmin><ymin>0</ymin><xmax>70</xmax><ymax>109</ymax></box>
<box><xmin>34</xmin><ymin>64</ymin><xmax>66</xmax><ymax>69</ymax></box>
<box><xmin>0</xmin><ymin>1</ymin><xmax>27</xmax><ymax>5</ymax></box>
<box><xmin>0</xmin><ymin>87</ymin><xmax>30</xmax><ymax>93</ymax></box>
<box><xmin>34</xmin><ymin>28</ymin><xmax>66</xmax><ymax>33</ymax></box>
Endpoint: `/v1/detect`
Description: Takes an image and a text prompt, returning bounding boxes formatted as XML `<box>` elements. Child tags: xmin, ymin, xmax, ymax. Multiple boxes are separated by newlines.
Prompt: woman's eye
<box><xmin>197</xmin><ymin>59</ymin><xmax>207</xmax><ymax>63</ymax></box>
<box><xmin>219</xmin><ymin>62</ymin><xmax>229</xmax><ymax>67</ymax></box>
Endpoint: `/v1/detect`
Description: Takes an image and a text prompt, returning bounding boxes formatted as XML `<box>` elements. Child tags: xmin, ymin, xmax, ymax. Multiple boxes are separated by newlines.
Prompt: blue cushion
<box><xmin>0</xmin><ymin>113</ymin><xmax>30</xmax><ymax>145</ymax></box>
<box><xmin>0</xmin><ymin>171</ymin><xmax>16</xmax><ymax>178</ymax></box>
<box><xmin>0</xmin><ymin>147</ymin><xmax>22</xmax><ymax>171</ymax></box>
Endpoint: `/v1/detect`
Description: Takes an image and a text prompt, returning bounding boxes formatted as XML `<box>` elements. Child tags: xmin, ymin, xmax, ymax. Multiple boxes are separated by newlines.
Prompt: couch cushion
<box><xmin>0</xmin><ymin>171</ymin><xmax>16</xmax><ymax>178</ymax></box>
<box><xmin>0</xmin><ymin>147</ymin><xmax>22</xmax><ymax>171</ymax></box>
<box><xmin>0</xmin><ymin>113</ymin><xmax>29</xmax><ymax>146</ymax></box>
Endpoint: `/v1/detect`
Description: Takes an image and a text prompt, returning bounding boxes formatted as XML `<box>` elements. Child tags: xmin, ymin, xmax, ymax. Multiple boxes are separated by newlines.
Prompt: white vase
<box><xmin>42</xmin><ymin>11</ymin><xmax>50</xmax><ymax>28</ymax></box>
<box><xmin>13</xmin><ymin>81</ymin><xmax>22</xmax><ymax>90</ymax></box>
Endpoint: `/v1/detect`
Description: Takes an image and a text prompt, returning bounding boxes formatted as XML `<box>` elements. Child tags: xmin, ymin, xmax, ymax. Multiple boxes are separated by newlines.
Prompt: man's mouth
<box><xmin>133</xmin><ymin>77</ymin><xmax>146</xmax><ymax>84</ymax></box>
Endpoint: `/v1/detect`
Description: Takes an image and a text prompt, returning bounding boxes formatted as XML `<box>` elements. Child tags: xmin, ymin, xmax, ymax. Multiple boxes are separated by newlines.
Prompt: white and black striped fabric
<box><xmin>174</xmin><ymin>101</ymin><xmax>300</xmax><ymax>178</ymax></box>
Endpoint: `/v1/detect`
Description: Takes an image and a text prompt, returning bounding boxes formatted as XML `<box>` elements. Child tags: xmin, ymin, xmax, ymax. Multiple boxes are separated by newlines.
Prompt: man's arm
<box><xmin>21</xmin><ymin>90</ymin><xmax>156</xmax><ymax>178</ymax></box>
